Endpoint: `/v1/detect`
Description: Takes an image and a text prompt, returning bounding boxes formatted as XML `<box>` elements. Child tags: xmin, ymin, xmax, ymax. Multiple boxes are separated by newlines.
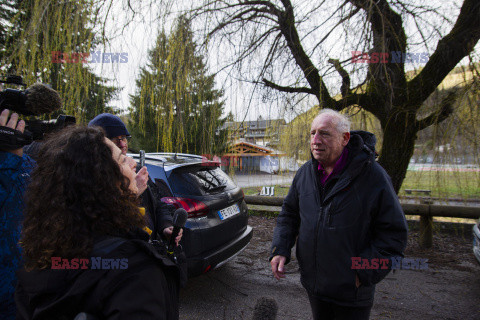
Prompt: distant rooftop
<box><xmin>221</xmin><ymin>115</ymin><xmax>286</xmax><ymax>130</ymax></box>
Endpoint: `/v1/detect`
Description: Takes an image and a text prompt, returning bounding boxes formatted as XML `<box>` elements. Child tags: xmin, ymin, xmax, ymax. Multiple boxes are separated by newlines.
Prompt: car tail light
<box><xmin>161</xmin><ymin>197</ymin><xmax>209</xmax><ymax>218</ymax></box>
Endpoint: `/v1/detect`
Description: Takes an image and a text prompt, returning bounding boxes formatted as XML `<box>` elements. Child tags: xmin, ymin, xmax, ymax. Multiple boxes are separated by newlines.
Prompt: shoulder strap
<box><xmin>90</xmin><ymin>237</ymin><xmax>127</xmax><ymax>256</ymax></box>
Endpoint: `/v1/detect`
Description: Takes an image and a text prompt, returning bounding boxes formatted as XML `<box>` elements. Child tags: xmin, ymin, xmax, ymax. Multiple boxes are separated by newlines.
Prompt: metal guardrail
<box><xmin>244</xmin><ymin>195</ymin><xmax>480</xmax><ymax>248</ymax></box>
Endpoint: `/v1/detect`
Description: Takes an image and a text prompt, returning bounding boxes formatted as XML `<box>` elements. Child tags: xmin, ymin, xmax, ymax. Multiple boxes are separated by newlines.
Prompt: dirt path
<box><xmin>179</xmin><ymin>216</ymin><xmax>480</xmax><ymax>319</ymax></box>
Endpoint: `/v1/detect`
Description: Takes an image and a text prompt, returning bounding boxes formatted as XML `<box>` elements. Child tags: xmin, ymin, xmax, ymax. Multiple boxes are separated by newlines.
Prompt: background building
<box><xmin>221</xmin><ymin>116</ymin><xmax>286</xmax><ymax>148</ymax></box>
<box><xmin>219</xmin><ymin>116</ymin><xmax>289</xmax><ymax>173</ymax></box>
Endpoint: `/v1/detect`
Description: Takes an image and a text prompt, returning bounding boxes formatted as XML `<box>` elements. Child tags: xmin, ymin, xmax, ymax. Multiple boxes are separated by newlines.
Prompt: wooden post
<box><xmin>419</xmin><ymin>208</ymin><xmax>433</xmax><ymax>248</ymax></box>
<box><xmin>418</xmin><ymin>191</ymin><xmax>433</xmax><ymax>248</ymax></box>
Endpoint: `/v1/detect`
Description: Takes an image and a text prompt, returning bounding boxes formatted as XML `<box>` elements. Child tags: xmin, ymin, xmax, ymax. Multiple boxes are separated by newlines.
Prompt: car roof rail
<box><xmin>127</xmin><ymin>152</ymin><xmax>215</xmax><ymax>170</ymax></box>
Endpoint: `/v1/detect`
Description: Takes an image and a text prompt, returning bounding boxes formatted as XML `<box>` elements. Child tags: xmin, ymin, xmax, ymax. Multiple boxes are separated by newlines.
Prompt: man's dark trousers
<box><xmin>307</xmin><ymin>292</ymin><xmax>372</xmax><ymax>320</ymax></box>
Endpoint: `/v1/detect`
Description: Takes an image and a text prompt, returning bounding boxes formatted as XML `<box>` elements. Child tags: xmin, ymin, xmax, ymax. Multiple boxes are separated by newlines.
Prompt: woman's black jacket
<box><xmin>15</xmin><ymin>233</ymin><xmax>181</xmax><ymax>320</ymax></box>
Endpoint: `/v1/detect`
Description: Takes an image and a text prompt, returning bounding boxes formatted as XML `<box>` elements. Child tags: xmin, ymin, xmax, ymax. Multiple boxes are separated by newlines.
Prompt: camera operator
<box><xmin>0</xmin><ymin>109</ymin><xmax>36</xmax><ymax>319</ymax></box>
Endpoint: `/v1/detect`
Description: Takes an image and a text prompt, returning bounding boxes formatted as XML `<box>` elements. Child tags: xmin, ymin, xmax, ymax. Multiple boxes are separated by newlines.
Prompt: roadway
<box><xmin>231</xmin><ymin>172</ymin><xmax>295</xmax><ymax>188</ymax></box>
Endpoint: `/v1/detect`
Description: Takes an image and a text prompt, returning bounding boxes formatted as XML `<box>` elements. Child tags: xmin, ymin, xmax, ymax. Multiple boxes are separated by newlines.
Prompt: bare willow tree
<box><xmin>177</xmin><ymin>0</ymin><xmax>480</xmax><ymax>193</ymax></box>
<box><xmin>4</xmin><ymin>0</ymin><xmax>478</xmax><ymax>193</ymax></box>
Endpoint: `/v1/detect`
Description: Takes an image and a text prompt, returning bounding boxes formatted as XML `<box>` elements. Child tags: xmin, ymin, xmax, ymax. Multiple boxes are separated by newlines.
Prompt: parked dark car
<box><xmin>128</xmin><ymin>152</ymin><xmax>253</xmax><ymax>277</ymax></box>
<box><xmin>473</xmin><ymin>219</ymin><xmax>480</xmax><ymax>265</ymax></box>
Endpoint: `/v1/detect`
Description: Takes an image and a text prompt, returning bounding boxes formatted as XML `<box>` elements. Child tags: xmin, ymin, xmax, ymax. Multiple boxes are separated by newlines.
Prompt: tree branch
<box><xmin>262</xmin><ymin>78</ymin><xmax>315</xmax><ymax>95</ymax></box>
<box><xmin>349</xmin><ymin>0</ymin><xmax>409</xmax><ymax>114</ymax></box>
<box><xmin>327</xmin><ymin>58</ymin><xmax>350</xmax><ymax>97</ymax></box>
<box><xmin>276</xmin><ymin>0</ymin><xmax>335</xmax><ymax>107</ymax></box>
<box><xmin>415</xmin><ymin>91</ymin><xmax>457</xmax><ymax>131</ymax></box>
<box><xmin>333</xmin><ymin>93</ymin><xmax>380</xmax><ymax>118</ymax></box>
<box><xmin>207</xmin><ymin>7</ymin><xmax>276</xmax><ymax>37</ymax></box>
<box><xmin>408</xmin><ymin>0</ymin><xmax>480</xmax><ymax>106</ymax></box>
<box><xmin>243</xmin><ymin>1</ymin><xmax>282</xmax><ymax>16</ymax></box>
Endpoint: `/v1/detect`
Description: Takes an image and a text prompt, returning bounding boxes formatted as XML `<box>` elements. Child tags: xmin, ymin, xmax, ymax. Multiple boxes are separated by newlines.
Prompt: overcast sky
<box><xmin>89</xmin><ymin>0</ymin><xmax>475</xmax><ymax>123</ymax></box>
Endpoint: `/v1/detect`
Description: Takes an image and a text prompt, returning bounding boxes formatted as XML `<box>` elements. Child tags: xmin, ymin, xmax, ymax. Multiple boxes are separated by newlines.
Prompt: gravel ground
<box><xmin>179</xmin><ymin>216</ymin><xmax>480</xmax><ymax>320</ymax></box>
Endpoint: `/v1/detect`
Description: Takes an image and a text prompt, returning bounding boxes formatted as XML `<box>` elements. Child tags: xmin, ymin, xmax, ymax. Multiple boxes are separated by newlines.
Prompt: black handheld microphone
<box><xmin>139</xmin><ymin>150</ymin><xmax>145</xmax><ymax>167</ymax></box>
<box><xmin>167</xmin><ymin>208</ymin><xmax>188</xmax><ymax>255</ymax></box>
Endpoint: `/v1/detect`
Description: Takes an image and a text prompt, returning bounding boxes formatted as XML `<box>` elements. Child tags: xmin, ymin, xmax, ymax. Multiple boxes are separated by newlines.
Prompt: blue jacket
<box><xmin>270</xmin><ymin>131</ymin><xmax>408</xmax><ymax>306</ymax></box>
<box><xmin>0</xmin><ymin>152</ymin><xmax>35</xmax><ymax>318</ymax></box>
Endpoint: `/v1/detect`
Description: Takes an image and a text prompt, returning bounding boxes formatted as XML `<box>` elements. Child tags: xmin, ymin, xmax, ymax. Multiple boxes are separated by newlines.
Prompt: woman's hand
<box><xmin>163</xmin><ymin>226</ymin><xmax>183</xmax><ymax>246</ymax></box>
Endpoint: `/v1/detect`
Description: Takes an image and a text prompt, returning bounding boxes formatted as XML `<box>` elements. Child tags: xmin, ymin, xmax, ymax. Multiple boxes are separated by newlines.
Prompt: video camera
<box><xmin>0</xmin><ymin>75</ymin><xmax>75</xmax><ymax>150</ymax></box>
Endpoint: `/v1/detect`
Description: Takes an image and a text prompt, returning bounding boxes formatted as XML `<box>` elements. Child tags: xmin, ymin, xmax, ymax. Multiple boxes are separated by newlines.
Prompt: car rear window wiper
<box><xmin>208</xmin><ymin>184</ymin><xmax>227</xmax><ymax>192</ymax></box>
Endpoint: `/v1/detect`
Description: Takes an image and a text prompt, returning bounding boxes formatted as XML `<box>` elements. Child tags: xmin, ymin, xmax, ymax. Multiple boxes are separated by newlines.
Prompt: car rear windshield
<box><xmin>168</xmin><ymin>166</ymin><xmax>237</xmax><ymax>196</ymax></box>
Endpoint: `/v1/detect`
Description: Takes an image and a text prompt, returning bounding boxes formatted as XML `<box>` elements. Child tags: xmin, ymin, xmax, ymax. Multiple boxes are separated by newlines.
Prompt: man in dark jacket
<box><xmin>88</xmin><ymin>113</ymin><xmax>179</xmax><ymax>241</ymax></box>
<box><xmin>270</xmin><ymin>109</ymin><xmax>408</xmax><ymax>320</ymax></box>
<box><xmin>0</xmin><ymin>110</ymin><xmax>36</xmax><ymax>319</ymax></box>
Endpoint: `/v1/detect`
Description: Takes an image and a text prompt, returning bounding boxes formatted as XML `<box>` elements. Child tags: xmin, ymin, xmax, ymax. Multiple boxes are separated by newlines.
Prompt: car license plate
<box><xmin>218</xmin><ymin>204</ymin><xmax>240</xmax><ymax>220</ymax></box>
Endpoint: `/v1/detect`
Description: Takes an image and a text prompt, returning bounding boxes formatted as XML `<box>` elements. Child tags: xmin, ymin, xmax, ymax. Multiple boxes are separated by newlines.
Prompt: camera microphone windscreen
<box><xmin>252</xmin><ymin>297</ymin><xmax>278</xmax><ymax>320</ymax></box>
<box><xmin>24</xmin><ymin>83</ymin><xmax>62</xmax><ymax>115</ymax></box>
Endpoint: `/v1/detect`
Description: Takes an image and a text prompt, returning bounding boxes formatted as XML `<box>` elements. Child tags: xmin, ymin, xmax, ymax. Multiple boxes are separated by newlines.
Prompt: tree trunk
<box><xmin>377</xmin><ymin>111</ymin><xmax>418</xmax><ymax>193</ymax></box>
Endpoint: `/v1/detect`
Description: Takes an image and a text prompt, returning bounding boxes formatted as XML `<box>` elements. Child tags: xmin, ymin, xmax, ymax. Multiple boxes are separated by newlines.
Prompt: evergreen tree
<box><xmin>0</xmin><ymin>0</ymin><xmax>119</xmax><ymax>123</ymax></box>
<box><xmin>128</xmin><ymin>16</ymin><xmax>228</xmax><ymax>155</ymax></box>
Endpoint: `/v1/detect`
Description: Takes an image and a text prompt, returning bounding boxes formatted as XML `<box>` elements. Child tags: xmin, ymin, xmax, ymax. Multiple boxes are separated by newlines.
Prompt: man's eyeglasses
<box><xmin>111</xmin><ymin>136</ymin><xmax>131</xmax><ymax>144</ymax></box>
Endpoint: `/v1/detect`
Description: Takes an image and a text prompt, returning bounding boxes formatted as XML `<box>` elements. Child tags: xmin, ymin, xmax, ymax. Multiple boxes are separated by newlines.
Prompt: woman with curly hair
<box><xmin>15</xmin><ymin>126</ymin><xmax>181</xmax><ymax>319</ymax></box>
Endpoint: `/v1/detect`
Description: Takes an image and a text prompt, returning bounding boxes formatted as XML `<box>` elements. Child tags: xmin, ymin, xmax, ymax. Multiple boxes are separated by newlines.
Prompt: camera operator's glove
<box><xmin>0</xmin><ymin>126</ymin><xmax>33</xmax><ymax>150</ymax></box>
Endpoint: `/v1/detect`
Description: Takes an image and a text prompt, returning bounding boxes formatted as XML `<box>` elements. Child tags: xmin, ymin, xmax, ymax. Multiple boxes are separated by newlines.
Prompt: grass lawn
<box><xmin>242</xmin><ymin>170</ymin><xmax>480</xmax><ymax>200</ymax></box>
<box><xmin>400</xmin><ymin>170</ymin><xmax>479</xmax><ymax>199</ymax></box>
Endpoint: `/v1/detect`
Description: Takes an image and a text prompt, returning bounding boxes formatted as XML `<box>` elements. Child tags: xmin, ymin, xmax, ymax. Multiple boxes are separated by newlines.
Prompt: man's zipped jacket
<box><xmin>270</xmin><ymin>131</ymin><xmax>408</xmax><ymax>306</ymax></box>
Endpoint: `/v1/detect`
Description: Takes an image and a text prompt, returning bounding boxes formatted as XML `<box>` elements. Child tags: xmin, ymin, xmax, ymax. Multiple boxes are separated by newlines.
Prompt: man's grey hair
<box><xmin>315</xmin><ymin>109</ymin><xmax>350</xmax><ymax>133</ymax></box>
